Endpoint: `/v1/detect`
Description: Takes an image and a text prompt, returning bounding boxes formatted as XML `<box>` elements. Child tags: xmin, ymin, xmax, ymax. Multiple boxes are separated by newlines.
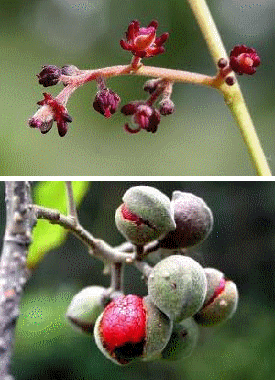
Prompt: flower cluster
<box><xmin>121</xmin><ymin>78</ymin><xmax>175</xmax><ymax>134</ymax></box>
<box><xmin>28</xmin><ymin>20</ymin><xmax>260</xmax><ymax>137</ymax></box>
<box><xmin>217</xmin><ymin>44</ymin><xmax>261</xmax><ymax>85</ymax></box>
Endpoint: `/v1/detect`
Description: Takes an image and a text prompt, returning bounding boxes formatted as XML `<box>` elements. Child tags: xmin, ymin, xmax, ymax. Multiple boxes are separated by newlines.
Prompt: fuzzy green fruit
<box><xmin>160</xmin><ymin>191</ymin><xmax>213</xmax><ymax>249</ymax></box>
<box><xmin>93</xmin><ymin>294</ymin><xmax>172</xmax><ymax>365</ymax></box>
<box><xmin>66</xmin><ymin>286</ymin><xmax>107</xmax><ymax>335</ymax></box>
<box><xmin>194</xmin><ymin>268</ymin><xmax>239</xmax><ymax>327</ymax></box>
<box><xmin>115</xmin><ymin>186</ymin><xmax>176</xmax><ymax>246</ymax></box>
<box><xmin>161</xmin><ymin>318</ymin><xmax>199</xmax><ymax>360</ymax></box>
<box><xmin>148</xmin><ymin>255</ymin><xmax>207</xmax><ymax>322</ymax></box>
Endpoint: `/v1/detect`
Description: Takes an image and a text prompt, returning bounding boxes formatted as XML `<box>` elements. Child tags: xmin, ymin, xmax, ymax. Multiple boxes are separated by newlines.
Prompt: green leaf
<box><xmin>27</xmin><ymin>181</ymin><xmax>90</xmax><ymax>269</ymax></box>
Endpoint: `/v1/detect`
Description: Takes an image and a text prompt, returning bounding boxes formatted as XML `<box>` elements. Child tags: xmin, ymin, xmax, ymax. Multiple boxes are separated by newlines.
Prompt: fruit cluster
<box><xmin>66</xmin><ymin>186</ymin><xmax>238</xmax><ymax>365</ymax></box>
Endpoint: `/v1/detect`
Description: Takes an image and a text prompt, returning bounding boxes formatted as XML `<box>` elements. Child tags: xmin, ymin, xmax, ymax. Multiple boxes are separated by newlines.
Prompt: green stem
<box><xmin>187</xmin><ymin>0</ymin><xmax>271</xmax><ymax>176</ymax></box>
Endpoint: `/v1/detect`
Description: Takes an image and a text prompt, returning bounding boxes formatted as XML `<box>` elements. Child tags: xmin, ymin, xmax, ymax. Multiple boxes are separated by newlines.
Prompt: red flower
<box><xmin>120</xmin><ymin>20</ymin><xmax>169</xmax><ymax>58</ymax></box>
<box><xmin>229</xmin><ymin>45</ymin><xmax>261</xmax><ymax>75</ymax></box>
<box><xmin>121</xmin><ymin>102</ymin><xmax>161</xmax><ymax>134</ymax></box>
<box><xmin>35</xmin><ymin>93</ymin><xmax>72</xmax><ymax>137</ymax></box>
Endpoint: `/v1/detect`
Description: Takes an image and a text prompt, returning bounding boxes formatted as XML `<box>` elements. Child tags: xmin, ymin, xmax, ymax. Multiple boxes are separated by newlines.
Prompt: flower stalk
<box><xmin>186</xmin><ymin>0</ymin><xmax>271</xmax><ymax>175</ymax></box>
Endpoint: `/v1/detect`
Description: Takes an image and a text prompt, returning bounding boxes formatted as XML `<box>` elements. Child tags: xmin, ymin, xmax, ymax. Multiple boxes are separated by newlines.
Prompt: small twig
<box><xmin>0</xmin><ymin>182</ymin><xmax>36</xmax><ymax>380</ymax></box>
<box><xmin>33</xmin><ymin>205</ymin><xmax>135</xmax><ymax>264</ymax></box>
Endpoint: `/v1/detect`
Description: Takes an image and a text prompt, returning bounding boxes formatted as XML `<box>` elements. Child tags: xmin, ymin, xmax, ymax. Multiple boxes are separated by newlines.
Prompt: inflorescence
<box><xmin>28</xmin><ymin>20</ymin><xmax>261</xmax><ymax>137</ymax></box>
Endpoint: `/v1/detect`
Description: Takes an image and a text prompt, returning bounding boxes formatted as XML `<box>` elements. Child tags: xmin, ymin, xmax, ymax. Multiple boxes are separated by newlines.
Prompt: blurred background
<box><xmin>1</xmin><ymin>0</ymin><xmax>274</xmax><ymax>175</ymax></box>
<box><xmin>1</xmin><ymin>181</ymin><xmax>275</xmax><ymax>379</ymax></box>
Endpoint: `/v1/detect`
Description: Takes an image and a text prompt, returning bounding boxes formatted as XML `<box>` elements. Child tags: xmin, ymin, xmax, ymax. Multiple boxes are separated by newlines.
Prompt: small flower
<box><xmin>31</xmin><ymin>92</ymin><xmax>72</xmax><ymax>137</ymax></box>
<box><xmin>229</xmin><ymin>45</ymin><xmax>261</xmax><ymax>75</ymax></box>
<box><xmin>93</xmin><ymin>88</ymin><xmax>121</xmax><ymax>118</ymax></box>
<box><xmin>37</xmin><ymin>65</ymin><xmax>62</xmax><ymax>87</ymax></box>
<box><xmin>121</xmin><ymin>102</ymin><xmax>161</xmax><ymax>134</ymax></box>
<box><xmin>120</xmin><ymin>20</ymin><xmax>169</xmax><ymax>58</ymax></box>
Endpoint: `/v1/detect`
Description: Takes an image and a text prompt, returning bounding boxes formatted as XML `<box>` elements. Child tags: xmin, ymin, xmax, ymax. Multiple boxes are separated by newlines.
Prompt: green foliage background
<box><xmin>1</xmin><ymin>0</ymin><xmax>274</xmax><ymax>175</ymax></box>
<box><xmin>1</xmin><ymin>181</ymin><xmax>275</xmax><ymax>379</ymax></box>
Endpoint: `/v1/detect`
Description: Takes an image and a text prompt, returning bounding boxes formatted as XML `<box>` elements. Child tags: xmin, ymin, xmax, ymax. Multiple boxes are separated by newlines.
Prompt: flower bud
<box><xmin>115</xmin><ymin>186</ymin><xmax>176</xmax><ymax>245</ymax></box>
<box><xmin>159</xmin><ymin>99</ymin><xmax>175</xmax><ymax>116</ymax></box>
<box><xmin>161</xmin><ymin>318</ymin><xmax>199</xmax><ymax>360</ymax></box>
<box><xmin>148</xmin><ymin>255</ymin><xmax>207</xmax><ymax>322</ymax></box>
<box><xmin>37</xmin><ymin>65</ymin><xmax>62</xmax><ymax>87</ymax></box>
<box><xmin>194</xmin><ymin>268</ymin><xmax>239</xmax><ymax>327</ymax></box>
<box><xmin>93</xmin><ymin>88</ymin><xmax>121</xmax><ymax>118</ymax></box>
<box><xmin>93</xmin><ymin>294</ymin><xmax>172</xmax><ymax>365</ymax></box>
<box><xmin>160</xmin><ymin>191</ymin><xmax>213</xmax><ymax>249</ymax></box>
<box><xmin>66</xmin><ymin>286</ymin><xmax>107</xmax><ymax>335</ymax></box>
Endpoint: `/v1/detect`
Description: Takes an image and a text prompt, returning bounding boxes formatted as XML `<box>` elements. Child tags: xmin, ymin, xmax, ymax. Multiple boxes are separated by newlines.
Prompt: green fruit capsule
<box><xmin>115</xmin><ymin>186</ymin><xmax>176</xmax><ymax>245</ymax></box>
<box><xmin>148</xmin><ymin>255</ymin><xmax>207</xmax><ymax>322</ymax></box>
<box><xmin>66</xmin><ymin>286</ymin><xmax>107</xmax><ymax>335</ymax></box>
<box><xmin>93</xmin><ymin>294</ymin><xmax>172</xmax><ymax>365</ymax></box>
<box><xmin>194</xmin><ymin>268</ymin><xmax>239</xmax><ymax>327</ymax></box>
<box><xmin>160</xmin><ymin>191</ymin><xmax>213</xmax><ymax>249</ymax></box>
<box><xmin>161</xmin><ymin>318</ymin><xmax>199</xmax><ymax>361</ymax></box>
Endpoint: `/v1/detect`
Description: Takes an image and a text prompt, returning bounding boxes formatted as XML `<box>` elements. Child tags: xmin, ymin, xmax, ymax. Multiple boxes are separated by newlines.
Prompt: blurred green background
<box><xmin>1</xmin><ymin>0</ymin><xmax>274</xmax><ymax>175</ymax></box>
<box><xmin>1</xmin><ymin>181</ymin><xmax>275</xmax><ymax>379</ymax></box>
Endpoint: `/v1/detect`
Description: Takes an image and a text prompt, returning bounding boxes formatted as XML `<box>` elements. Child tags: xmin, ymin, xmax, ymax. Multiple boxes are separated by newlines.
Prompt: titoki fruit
<box><xmin>161</xmin><ymin>318</ymin><xmax>199</xmax><ymax>361</ymax></box>
<box><xmin>194</xmin><ymin>268</ymin><xmax>239</xmax><ymax>327</ymax></box>
<box><xmin>66</xmin><ymin>286</ymin><xmax>107</xmax><ymax>335</ymax></box>
<box><xmin>148</xmin><ymin>255</ymin><xmax>207</xmax><ymax>322</ymax></box>
<box><xmin>115</xmin><ymin>186</ymin><xmax>176</xmax><ymax>245</ymax></box>
<box><xmin>160</xmin><ymin>191</ymin><xmax>213</xmax><ymax>249</ymax></box>
<box><xmin>94</xmin><ymin>294</ymin><xmax>172</xmax><ymax>365</ymax></box>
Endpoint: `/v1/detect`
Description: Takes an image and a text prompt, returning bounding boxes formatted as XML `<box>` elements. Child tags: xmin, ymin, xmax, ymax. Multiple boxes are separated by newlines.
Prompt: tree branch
<box><xmin>0</xmin><ymin>182</ymin><xmax>36</xmax><ymax>380</ymax></box>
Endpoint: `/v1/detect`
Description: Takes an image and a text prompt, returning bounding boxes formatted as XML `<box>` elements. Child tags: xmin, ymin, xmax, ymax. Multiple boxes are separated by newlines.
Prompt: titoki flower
<box><xmin>37</xmin><ymin>65</ymin><xmax>62</xmax><ymax>87</ymax></box>
<box><xmin>29</xmin><ymin>93</ymin><xmax>72</xmax><ymax>137</ymax></box>
<box><xmin>121</xmin><ymin>102</ymin><xmax>161</xmax><ymax>134</ymax></box>
<box><xmin>229</xmin><ymin>45</ymin><xmax>261</xmax><ymax>75</ymax></box>
<box><xmin>120</xmin><ymin>20</ymin><xmax>169</xmax><ymax>58</ymax></box>
<box><xmin>93</xmin><ymin>88</ymin><xmax>121</xmax><ymax>118</ymax></box>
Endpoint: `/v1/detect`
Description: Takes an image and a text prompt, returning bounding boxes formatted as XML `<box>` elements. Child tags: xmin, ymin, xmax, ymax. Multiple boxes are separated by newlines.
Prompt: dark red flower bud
<box><xmin>93</xmin><ymin>88</ymin><xmax>121</xmax><ymax>118</ymax></box>
<box><xmin>217</xmin><ymin>58</ymin><xmax>228</xmax><ymax>69</ymax></box>
<box><xmin>120</xmin><ymin>20</ymin><xmax>169</xmax><ymax>59</ymax></box>
<box><xmin>159</xmin><ymin>99</ymin><xmax>175</xmax><ymax>116</ymax></box>
<box><xmin>229</xmin><ymin>45</ymin><xmax>260</xmax><ymax>75</ymax></box>
<box><xmin>37</xmin><ymin>65</ymin><xmax>62</xmax><ymax>87</ymax></box>
<box><xmin>225</xmin><ymin>76</ymin><xmax>235</xmax><ymax>86</ymax></box>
